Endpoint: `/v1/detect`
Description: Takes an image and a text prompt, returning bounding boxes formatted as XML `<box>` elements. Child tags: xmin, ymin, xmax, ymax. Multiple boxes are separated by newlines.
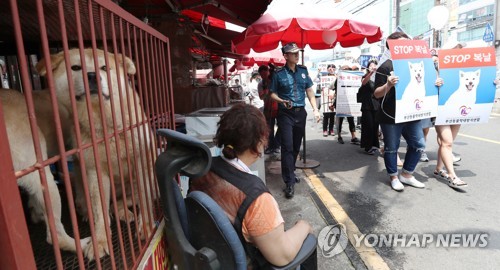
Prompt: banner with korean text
<box><xmin>319</xmin><ymin>75</ymin><xmax>336</xmax><ymax>90</ymax></box>
<box><xmin>435</xmin><ymin>47</ymin><xmax>496</xmax><ymax>125</ymax></box>
<box><xmin>336</xmin><ymin>70</ymin><xmax>363</xmax><ymax>117</ymax></box>
<box><xmin>319</xmin><ymin>75</ymin><xmax>336</xmax><ymax>112</ymax></box>
<box><xmin>388</xmin><ymin>39</ymin><xmax>438</xmax><ymax>123</ymax></box>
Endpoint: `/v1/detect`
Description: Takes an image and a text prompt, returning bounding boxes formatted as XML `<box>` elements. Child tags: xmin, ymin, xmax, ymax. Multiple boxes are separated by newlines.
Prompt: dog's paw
<box><xmin>137</xmin><ymin>219</ymin><xmax>152</xmax><ymax>241</ymax></box>
<box><xmin>117</xmin><ymin>208</ymin><xmax>135</xmax><ymax>223</ymax></box>
<box><xmin>80</xmin><ymin>237</ymin><xmax>91</xmax><ymax>249</ymax></box>
<box><xmin>84</xmin><ymin>238</ymin><xmax>110</xmax><ymax>261</ymax></box>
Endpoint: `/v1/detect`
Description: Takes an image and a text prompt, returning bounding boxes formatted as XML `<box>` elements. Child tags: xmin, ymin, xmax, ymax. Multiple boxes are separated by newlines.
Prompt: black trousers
<box><xmin>337</xmin><ymin>116</ymin><xmax>355</xmax><ymax>135</ymax></box>
<box><xmin>322</xmin><ymin>112</ymin><xmax>335</xmax><ymax>132</ymax></box>
<box><xmin>277</xmin><ymin>107</ymin><xmax>306</xmax><ymax>185</ymax></box>
<box><xmin>360</xmin><ymin>110</ymin><xmax>380</xmax><ymax>151</ymax></box>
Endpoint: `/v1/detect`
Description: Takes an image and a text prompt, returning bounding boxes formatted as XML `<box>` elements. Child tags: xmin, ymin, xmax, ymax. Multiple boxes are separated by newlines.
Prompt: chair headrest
<box><xmin>157</xmin><ymin>129</ymin><xmax>212</xmax><ymax>178</ymax></box>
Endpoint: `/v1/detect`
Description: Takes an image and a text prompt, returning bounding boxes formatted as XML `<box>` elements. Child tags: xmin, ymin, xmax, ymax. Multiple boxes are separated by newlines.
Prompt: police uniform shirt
<box><xmin>270</xmin><ymin>65</ymin><xmax>313</xmax><ymax>109</ymax></box>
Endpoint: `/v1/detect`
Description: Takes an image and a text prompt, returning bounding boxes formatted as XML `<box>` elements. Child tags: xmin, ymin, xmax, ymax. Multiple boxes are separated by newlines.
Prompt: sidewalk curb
<box><xmin>303</xmin><ymin>169</ymin><xmax>390</xmax><ymax>270</ymax></box>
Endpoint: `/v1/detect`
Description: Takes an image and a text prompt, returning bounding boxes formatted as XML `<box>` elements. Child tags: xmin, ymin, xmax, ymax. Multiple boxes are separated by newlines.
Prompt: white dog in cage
<box><xmin>1</xmin><ymin>89</ymin><xmax>90</xmax><ymax>254</ymax></box>
<box><xmin>36</xmin><ymin>48</ymin><xmax>155</xmax><ymax>261</ymax></box>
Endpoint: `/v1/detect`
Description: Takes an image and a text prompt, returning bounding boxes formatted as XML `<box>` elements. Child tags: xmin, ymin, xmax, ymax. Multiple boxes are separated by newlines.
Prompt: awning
<box><xmin>121</xmin><ymin>0</ymin><xmax>272</xmax><ymax>57</ymax></box>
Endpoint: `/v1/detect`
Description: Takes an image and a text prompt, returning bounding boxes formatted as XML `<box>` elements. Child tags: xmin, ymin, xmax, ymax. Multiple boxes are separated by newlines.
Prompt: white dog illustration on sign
<box><xmin>445</xmin><ymin>69</ymin><xmax>480</xmax><ymax>106</ymax></box>
<box><xmin>401</xmin><ymin>61</ymin><xmax>426</xmax><ymax>107</ymax></box>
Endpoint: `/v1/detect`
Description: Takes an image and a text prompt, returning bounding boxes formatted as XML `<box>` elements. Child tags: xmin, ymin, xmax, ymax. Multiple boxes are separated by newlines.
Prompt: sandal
<box><xmin>433</xmin><ymin>169</ymin><xmax>449</xmax><ymax>179</ymax></box>
<box><xmin>448</xmin><ymin>177</ymin><xmax>468</xmax><ymax>188</ymax></box>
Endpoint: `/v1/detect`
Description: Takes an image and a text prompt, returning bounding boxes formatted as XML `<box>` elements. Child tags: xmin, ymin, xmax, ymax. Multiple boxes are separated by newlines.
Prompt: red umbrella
<box><xmin>232</xmin><ymin>2</ymin><xmax>383</xmax><ymax>54</ymax></box>
<box><xmin>241</xmin><ymin>49</ymin><xmax>286</xmax><ymax>66</ymax></box>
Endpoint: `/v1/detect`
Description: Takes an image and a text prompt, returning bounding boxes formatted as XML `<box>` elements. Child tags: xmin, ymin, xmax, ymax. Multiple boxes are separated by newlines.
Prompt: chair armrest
<box><xmin>270</xmin><ymin>233</ymin><xmax>317</xmax><ymax>270</ymax></box>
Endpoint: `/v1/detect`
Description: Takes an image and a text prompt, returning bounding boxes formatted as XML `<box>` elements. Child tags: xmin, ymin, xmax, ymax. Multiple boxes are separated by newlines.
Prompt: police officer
<box><xmin>270</xmin><ymin>42</ymin><xmax>320</xmax><ymax>198</ymax></box>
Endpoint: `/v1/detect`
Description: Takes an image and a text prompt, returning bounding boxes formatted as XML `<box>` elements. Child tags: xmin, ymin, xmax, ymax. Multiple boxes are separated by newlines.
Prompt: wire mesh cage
<box><xmin>0</xmin><ymin>0</ymin><xmax>174</xmax><ymax>269</ymax></box>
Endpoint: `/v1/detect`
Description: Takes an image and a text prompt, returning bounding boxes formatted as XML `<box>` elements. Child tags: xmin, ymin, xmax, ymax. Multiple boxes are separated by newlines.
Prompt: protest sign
<box><xmin>435</xmin><ymin>47</ymin><xmax>496</xmax><ymax>125</ymax></box>
<box><xmin>335</xmin><ymin>70</ymin><xmax>363</xmax><ymax>117</ymax></box>
<box><xmin>388</xmin><ymin>39</ymin><xmax>438</xmax><ymax>123</ymax></box>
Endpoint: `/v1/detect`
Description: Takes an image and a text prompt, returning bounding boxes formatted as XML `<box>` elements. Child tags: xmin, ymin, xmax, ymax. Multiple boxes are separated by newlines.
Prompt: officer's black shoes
<box><xmin>285</xmin><ymin>184</ymin><xmax>295</xmax><ymax>199</ymax></box>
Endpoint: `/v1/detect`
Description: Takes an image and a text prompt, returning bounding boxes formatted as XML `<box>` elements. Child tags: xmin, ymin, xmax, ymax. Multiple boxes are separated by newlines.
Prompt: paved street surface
<box><xmin>265</xmin><ymin>93</ymin><xmax>500</xmax><ymax>270</ymax></box>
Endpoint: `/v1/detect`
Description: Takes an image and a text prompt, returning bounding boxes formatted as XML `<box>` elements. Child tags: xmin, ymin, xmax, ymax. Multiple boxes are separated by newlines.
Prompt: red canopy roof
<box><xmin>121</xmin><ymin>0</ymin><xmax>272</xmax><ymax>57</ymax></box>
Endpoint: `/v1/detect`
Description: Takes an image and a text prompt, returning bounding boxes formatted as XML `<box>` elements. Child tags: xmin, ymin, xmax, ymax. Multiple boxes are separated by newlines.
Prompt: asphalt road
<box><xmin>299</xmin><ymin>106</ymin><xmax>500</xmax><ymax>270</ymax></box>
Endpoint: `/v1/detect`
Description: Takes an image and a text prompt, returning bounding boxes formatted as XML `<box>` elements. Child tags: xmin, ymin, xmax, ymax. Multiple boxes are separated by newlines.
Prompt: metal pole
<box><xmin>223</xmin><ymin>58</ymin><xmax>228</xmax><ymax>85</ymax></box>
<box><xmin>296</xmin><ymin>37</ymin><xmax>320</xmax><ymax>169</ymax></box>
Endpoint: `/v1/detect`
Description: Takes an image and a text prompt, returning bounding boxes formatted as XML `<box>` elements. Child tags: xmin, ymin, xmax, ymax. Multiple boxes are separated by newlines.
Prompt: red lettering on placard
<box><xmin>388</xmin><ymin>39</ymin><xmax>431</xmax><ymax>60</ymax></box>
<box><xmin>439</xmin><ymin>47</ymin><xmax>496</xmax><ymax>69</ymax></box>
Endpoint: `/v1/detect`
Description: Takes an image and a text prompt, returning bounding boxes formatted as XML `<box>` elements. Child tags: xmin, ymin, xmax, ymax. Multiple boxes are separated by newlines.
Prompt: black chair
<box><xmin>156</xmin><ymin>129</ymin><xmax>216</xmax><ymax>269</ymax></box>
<box><xmin>156</xmin><ymin>129</ymin><xmax>317</xmax><ymax>270</ymax></box>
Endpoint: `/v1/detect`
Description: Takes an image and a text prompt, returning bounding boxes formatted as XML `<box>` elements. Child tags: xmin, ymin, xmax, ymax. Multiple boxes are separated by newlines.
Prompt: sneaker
<box><xmin>338</xmin><ymin>137</ymin><xmax>344</xmax><ymax>144</ymax></box>
<box><xmin>453</xmin><ymin>154</ymin><xmax>461</xmax><ymax>163</ymax></box>
<box><xmin>391</xmin><ymin>178</ymin><xmax>404</xmax><ymax>191</ymax></box>
<box><xmin>365</xmin><ymin>148</ymin><xmax>376</xmax><ymax>155</ymax></box>
<box><xmin>329</xmin><ymin>130</ymin><xmax>334</xmax><ymax>136</ymax></box>
<box><xmin>420</xmin><ymin>152</ymin><xmax>429</xmax><ymax>162</ymax></box>
<box><xmin>264</xmin><ymin>148</ymin><xmax>274</xmax><ymax>155</ymax></box>
<box><xmin>399</xmin><ymin>174</ymin><xmax>425</xmax><ymax>188</ymax></box>
<box><xmin>323</xmin><ymin>131</ymin><xmax>328</xmax><ymax>137</ymax></box>
<box><xmin>350</xmin><ymin>137</ymin><xmax>360</xmax><ymax>145</ymax></box>
<box><xmin>274</xmin><ymin>147</ymin><xmax>281</xmax><ymax>154</ymax></box>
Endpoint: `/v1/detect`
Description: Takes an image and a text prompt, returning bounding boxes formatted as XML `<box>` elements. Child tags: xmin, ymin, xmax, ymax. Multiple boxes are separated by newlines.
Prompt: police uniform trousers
<box><xmin>277</xmin><ymin>106</ymin><xmax>307</xmax><ymax>186</ymax></box>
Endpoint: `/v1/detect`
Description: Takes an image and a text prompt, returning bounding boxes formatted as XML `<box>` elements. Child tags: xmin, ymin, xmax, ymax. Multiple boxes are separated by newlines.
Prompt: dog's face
<box><xmin>459</xmin><ymin>69</ymin><xmax>480</xmax><ymax>92</ymax></box>
<box><xmin>36</xmin><ymin>49</ymin><xmax>136</xmax><ymax>108</ymax></box>
<box><xmin>408</xmin><ymin>61</ymin><xmax>424</xmax><ymax>84</ymax></box>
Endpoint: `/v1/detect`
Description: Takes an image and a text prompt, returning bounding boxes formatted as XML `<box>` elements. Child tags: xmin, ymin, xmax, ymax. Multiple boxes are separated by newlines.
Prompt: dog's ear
<box><xmin>459</xmin><ymin>70</ymin><xmax>464</xmax><ymax>78</ymax></box>
<box><xmin>116</xmin><ymin>54</ymin><xmax>136</xmax><ymax>75</ymax></box>
<box><xmin>408</xmin><ymin>62</ymin><xmax>412</xmax><ymax>69</ymax></box>
<box><xmin>35</xmin><ymin>51</ymin><xmax>65</xmax><ymax>76</ymax></box>
<box><xmin>475</xmin><ymin>69</ymin><xmax>481</xmax><ymax>77</ymax></box>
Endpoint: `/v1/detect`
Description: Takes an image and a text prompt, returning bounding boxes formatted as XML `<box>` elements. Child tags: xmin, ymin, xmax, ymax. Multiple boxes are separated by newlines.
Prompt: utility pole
<box><xmin>395</xmin><ymin>0</ymin><xmax>401</xmax><ymax>29</ymax></box>
<box><xmin>433</xmin><ymin>0</ymin><xmax>440</xmax><ymax>49</ymax></box>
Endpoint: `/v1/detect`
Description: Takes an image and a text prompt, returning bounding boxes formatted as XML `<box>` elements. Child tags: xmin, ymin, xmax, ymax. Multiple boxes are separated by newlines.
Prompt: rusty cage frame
<box><xmin>0</xmin><ymin>0</ymin><xmax>174</xmax><ymax>269</ymax></box>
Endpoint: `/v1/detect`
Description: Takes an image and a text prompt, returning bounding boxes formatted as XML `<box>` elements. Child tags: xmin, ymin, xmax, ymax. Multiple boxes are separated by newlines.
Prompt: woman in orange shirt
<box><xmin>190</xmin><ymin>103</ymin><xmax>315</xmax><ymax>268</ymax></box>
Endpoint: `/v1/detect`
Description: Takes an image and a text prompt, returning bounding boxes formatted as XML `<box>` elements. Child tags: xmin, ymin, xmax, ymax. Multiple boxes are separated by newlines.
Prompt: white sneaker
<box><xmin>452</xmin><ymin>154</ymin><xmax>461</xmax><ymax>163</ymax></box>
<box><xmin>399</xmin><ymin>175</ymin><xmax>425</xmax><ymax>188</ymax></box>
<box><xmin>391</xmin><ymin>178</ymin><xmax>404</xmax><ymax>191</ymax></box>
<box><xmin>419</xmin><ymin>152</ymin><xmax>429</xmax><ymax>162</ymax></box>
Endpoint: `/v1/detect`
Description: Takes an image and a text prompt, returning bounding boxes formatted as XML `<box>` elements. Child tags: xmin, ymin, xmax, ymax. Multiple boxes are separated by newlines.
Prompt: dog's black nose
<box><xmin>87</xmin><ymin>72</ymin><xmax>99</xmax><ymax>94</ymax></box>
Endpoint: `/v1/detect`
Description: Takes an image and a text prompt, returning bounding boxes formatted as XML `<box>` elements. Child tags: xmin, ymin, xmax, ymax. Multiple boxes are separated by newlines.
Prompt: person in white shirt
<box><xmin>246</xmin><ymin>72</ymin><xmax>264</xmax><ymax>111</ymax></box>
